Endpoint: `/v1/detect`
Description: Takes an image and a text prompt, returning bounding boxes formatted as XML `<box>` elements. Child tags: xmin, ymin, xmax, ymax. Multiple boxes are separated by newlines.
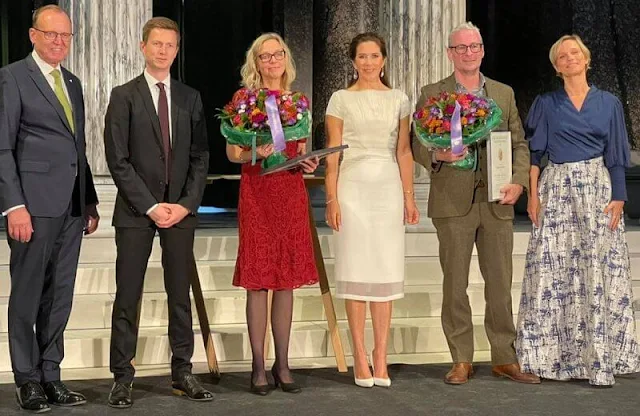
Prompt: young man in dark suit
<box><xmin>103</xmin><ymin>17</ymin><xmax>210</xmax><ymax>408</ymax></box>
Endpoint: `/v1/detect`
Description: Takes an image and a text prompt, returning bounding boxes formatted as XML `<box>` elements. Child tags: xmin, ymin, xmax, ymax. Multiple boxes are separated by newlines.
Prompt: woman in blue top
<box><xmin>515</xmin><ymin>34</ymin><xmax>640</xmax><ymax>386</ymax></box>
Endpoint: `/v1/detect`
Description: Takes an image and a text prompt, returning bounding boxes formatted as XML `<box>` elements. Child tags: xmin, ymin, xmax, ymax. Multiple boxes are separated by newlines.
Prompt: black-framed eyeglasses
<box><xmin>258</xmin><ymin>49</ymin><xmax>285</xmax><ymax>63</ymax></box>
<box><xmin>33</xmin><ymin>28</ymin><xmax>73</xmax><ymax>42</ymax></box>
<box><xmin>449</xmin><ymin>43</ymin><xmax>483</xmax><ymax>55</ymax></box>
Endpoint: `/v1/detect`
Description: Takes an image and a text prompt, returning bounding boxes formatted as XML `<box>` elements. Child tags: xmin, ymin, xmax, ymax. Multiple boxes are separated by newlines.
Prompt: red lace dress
<box><xmin>233</xmin><ymin>140</ymin><xmax>319</xmax><ymax>290</ymax></box>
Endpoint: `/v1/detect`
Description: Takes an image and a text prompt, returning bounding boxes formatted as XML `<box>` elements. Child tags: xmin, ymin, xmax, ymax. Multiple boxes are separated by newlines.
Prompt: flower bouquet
<box><xmin>413</xmin><ymin>92</ymin><xmax>502</xmax><ymax>170</ymax></box>
<box><xmin>218</xmin><ymin>88</ymin><xmax>311</xmax><ymax>169</ymax></box>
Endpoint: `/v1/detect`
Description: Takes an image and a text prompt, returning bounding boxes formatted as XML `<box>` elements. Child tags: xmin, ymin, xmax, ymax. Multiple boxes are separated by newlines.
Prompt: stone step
<box><xmin>1</xmin><ymin>282</ymin><xmax>639</xmax><ymax>332</ymax></box>
<box><xmin>0</xmin><ymin>314</ymin><xmax>638</xmax><ymax>373</ymax></box>
<box><xmin>8</xmin><ymin>229</ymin><xmax>640</xmax><ymax>265</ymax></box>
<box><xmin>4</xmin><ymin>253</ymin><xmax>640</xmax><ymax>297</ymax></box>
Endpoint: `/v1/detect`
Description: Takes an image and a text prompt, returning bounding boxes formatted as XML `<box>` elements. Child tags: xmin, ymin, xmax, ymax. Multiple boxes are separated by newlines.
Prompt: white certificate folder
<box><xmin>487</xmin><ymin>131</ymin><xmax>513</xmax><ymax>202</ymax></box>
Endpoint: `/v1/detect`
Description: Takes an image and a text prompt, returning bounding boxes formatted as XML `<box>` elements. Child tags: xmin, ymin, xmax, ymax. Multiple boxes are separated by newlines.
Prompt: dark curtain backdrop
<box><xmin>468</xmin><ymin>0</ymin><xmax>640</xmax><ymax>149</ymax></box>
<box><xmin>0</xmin><ymin>0</ymin><xmax>57</xmax><ymax>67</ymax></box>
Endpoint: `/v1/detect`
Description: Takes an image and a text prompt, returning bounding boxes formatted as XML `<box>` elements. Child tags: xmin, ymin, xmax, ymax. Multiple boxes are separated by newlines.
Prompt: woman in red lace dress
<box><xmin>226</xmin><ymin>33</ymin><xmax>319</xmax><ymax>395</ymax></box>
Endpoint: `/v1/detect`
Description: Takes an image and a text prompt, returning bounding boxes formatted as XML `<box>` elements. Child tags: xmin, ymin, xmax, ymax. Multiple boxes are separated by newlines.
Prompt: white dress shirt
<box><xmin>143</xmin><ymin>70</ymin><xmax>173</xmax><ymax>215</ymax></box>
<box><xmin>143</xmin><ymin>69</ymin><xmax>173</xmax><ymax>143</ymax></box>
<box><xmin>2</xmin><ymin>51</ymin><xmax>73</xmax><ymax>216</ymax></box>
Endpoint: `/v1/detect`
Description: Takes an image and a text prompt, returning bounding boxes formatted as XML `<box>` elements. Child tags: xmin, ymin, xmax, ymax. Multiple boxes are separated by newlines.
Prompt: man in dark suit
<box><xmin>0</xmin><ymin>5</ymin><xmax>99</xmax><ymax>412</ymax></box>
<box><xmin>412</xmin><ymin>22</ymin><xmax>539</xmax><ymax>385</ymax></box>
<box><xmin>103</xmin><ymin>17</ymin><xmax>210</xmax><ymax>408</ymax></box>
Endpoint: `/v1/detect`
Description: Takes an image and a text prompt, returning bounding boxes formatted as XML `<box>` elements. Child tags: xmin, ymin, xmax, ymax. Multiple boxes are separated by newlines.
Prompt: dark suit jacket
<box><xmin>0</xmin><ymin>54</ymin><xmax>98</xmax><ymax>218</ymax></box>
<box><xmin>412</xmin><ymin>74</ymin><xmax>530</xmax><ymax>220</ymax></box>
<box><xmin>104</xmin><ymin>74</ymin><xmax>209</xmax><ymax>228</ymax></box>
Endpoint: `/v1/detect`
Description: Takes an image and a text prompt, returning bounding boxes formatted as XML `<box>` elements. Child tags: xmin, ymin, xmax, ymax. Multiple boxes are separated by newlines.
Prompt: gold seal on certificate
<box><xmin>487</xmin><ymin>131</ymin><xmax>512</xmax><ymax>202</ymax></box>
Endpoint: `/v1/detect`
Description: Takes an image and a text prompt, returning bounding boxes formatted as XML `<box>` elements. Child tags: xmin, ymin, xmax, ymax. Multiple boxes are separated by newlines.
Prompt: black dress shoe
<box><xmin>271</xmin><ymin>368</ymin><xmax>301</xmax><ymax>393</ymax></box>
<box><xmin>42</xmin><ymin>381</ymin><xmax>86</xmax><ymax>407</ymax></box>
<box><xmin>108</xmin><ymin>382</ymin><xmax>133</xmax><ymax>409</ymax></box>
<box><xmin>16</xmin><ymin>381</ymin><xmax>50</xmax><ymax>413</ymax></box>
<box><xmin>249</xmin><ymin>370</ymin><xmax>271</xmax><ymax>396</ymax></box>
<box><xmin>172</xmin><ymin>373</ymin><xmax>214</xmax><ymax>402</ymax></box>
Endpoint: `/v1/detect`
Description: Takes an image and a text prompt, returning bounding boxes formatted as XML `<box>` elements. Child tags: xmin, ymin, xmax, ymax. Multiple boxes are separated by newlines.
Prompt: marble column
<box><xmin>59</xmin><ymin>0</ymin><xmax>152</xmax><ymax>177</ymax></box>
<box><xmin>379</xmin><ymin>0</ymin><xmax>466</xmax><ymax>232</ymax></box>
<box><xmin>312</xmin><ymin>0</ymin><xmax>380</xmax><ymax>150</ymax></box>
<box><xmin>310</xmin><ymin>0</ymin><xmax>379</xmax><ymax>216</ymax></box>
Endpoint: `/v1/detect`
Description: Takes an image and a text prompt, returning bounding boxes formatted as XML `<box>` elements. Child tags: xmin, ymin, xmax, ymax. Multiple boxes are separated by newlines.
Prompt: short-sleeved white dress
<box><xmin>325</xmin><ymin>89</ymin><xmax>411</xmax><ymax>301</ymax></box>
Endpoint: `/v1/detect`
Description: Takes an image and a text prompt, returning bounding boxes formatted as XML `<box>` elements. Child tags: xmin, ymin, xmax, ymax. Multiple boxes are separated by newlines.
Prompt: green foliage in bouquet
<box><xmin>218</xmin><ymin>88</ymin><xmax>311</xmax><ymax>169</ymax></box>
<box><xmin>413</xmin><ymin>92</ymin><xmax>502</xmax><ymax>170</ymax></box>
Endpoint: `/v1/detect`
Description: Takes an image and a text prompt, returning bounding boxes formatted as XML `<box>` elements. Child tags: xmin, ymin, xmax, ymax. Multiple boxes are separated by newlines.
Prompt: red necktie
<box><xmin>157</xmin><ymin>82</ymin><xmax>171</xmax><ymax>182</ymax></box>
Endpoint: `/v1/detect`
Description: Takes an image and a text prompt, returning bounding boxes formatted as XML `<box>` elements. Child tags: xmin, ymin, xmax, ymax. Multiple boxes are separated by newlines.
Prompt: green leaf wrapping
<box><xmin>220</xmin><ymin>111</ymin><xmax>312</xmax><ymax>168</ymax></box>
<box><xmin>414</xmin><ymin>100</ymin><xmax>503</xmax><ymax>170</ymax></box>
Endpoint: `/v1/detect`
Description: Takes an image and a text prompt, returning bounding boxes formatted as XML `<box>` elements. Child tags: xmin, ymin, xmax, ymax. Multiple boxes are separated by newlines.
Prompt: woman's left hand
<box><xmin>604</xmin><ymin>200</ymin><xmax>625</xmax><ymax>230</ymax></box>
<box><xmin>300</xmin><ymin>157</ymin><xmax>319</xmax><ymax>173</ymax></box>
<box><xmin>404</xmin><ymin>198</ymin><xmax>420</xmax><ymax>225</ymax></box>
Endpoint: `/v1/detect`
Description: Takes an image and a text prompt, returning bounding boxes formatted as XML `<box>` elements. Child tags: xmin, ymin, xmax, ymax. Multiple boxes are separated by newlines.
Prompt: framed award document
<box><xmin>487</xmin><ymin>131</ymin><xmax>512</xmax><ymax>202</ymax></box>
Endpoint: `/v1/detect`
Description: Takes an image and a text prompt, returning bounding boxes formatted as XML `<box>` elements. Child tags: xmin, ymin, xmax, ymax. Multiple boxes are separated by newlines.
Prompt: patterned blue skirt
<box><xmin>516</xmin><ymin>157</ymin><xmax>640</xmax><ymax>385</ymax></box>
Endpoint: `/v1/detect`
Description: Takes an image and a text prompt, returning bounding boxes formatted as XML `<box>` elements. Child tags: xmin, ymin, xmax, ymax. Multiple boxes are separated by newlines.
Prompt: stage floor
<box><xmin>0</xmin><ymin>364</ymin><xmax>636</xmax><ymax>415</ymax></box>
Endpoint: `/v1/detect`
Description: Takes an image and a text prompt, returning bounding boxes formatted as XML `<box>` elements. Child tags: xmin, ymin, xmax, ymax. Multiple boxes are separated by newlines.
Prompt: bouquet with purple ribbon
<box><xmin>218</xmin><ymin>88</ymin><xmax>311</xmax><ymax>169</ymax></box>
<box><xmin>413</xmin><ymin>92</ymin><xmax>502</xmax><ymax>170</ymax></box>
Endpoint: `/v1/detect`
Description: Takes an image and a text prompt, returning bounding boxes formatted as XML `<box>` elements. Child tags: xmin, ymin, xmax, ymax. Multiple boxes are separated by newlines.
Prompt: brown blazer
<box><xmin>412</xmin><ymin>74</ymin><xmax>530</xmax><ymax>220</ymax></box>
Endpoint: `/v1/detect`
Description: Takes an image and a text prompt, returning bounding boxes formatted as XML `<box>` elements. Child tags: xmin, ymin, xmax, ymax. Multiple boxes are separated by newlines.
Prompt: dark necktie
<box><xmin>157</xmin><ymin>82</ymin><xmax>171</xmax><ymax>182</ymax></box>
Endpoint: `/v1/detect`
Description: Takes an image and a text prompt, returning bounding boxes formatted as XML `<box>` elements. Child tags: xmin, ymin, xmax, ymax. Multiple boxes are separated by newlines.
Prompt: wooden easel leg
<box><xmin>190</xmin><ymin>256</ymin><xmax>220</xmax><ymax>377</ymax></box>
<box><xmin>307</xmin><ymin>198</ymin><xmax>348</xmax><ymax>372</ymax></box>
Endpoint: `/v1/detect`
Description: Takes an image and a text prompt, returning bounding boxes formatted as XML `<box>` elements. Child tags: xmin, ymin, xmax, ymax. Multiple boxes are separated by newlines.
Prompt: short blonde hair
<box><xmin>549</xmin><ymin>34</ymin><xmax>591</xmax><ymax>76</ymax></box>
<box><xmin>240</xmin><ymin>33</ymin><xmax>296</xmax><ymax>90</ymax></box>
<box><xmin>448</xmin><ymin>21</ymin><xmax>483</xmax><ymax>47</ymax></box>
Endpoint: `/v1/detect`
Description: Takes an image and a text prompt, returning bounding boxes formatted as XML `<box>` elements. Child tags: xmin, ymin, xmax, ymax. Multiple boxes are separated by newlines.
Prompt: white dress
<box><xmin>325</xmin><ymin>89</ymin><xmax>411</xmax><ymax>302</ymax></box>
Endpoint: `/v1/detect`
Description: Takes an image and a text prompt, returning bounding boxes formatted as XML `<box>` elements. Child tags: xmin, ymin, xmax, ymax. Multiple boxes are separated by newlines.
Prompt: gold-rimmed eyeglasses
<box><xmin>448</xmin><ymin>43</ymin><xmax>483</xmax><ymax>55</ymax></box>
<box><xmin>258</xmin><ymin>49</ymin><xmax>285</xmax><ymax>63</ymax></box>
<box><xmin>33</xmin><ymin>28</ymin><xmax>73</xmax><ymax>42</ymax></box>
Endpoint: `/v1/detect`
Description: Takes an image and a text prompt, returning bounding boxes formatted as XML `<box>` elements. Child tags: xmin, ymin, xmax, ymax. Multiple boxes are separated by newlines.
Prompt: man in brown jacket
<box><xmin>413</xmin><ymin>22</ymin><xmax>539</xmax><ymax>385</ymax></box>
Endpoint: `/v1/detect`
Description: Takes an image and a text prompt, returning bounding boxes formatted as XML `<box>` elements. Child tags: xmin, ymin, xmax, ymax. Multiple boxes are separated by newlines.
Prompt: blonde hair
<box><xmin>549</xmin><ymin>34</ymin><xmax>591</xmax><ymax>76</ymax></box>
<box><xmin>448</xmin><ymin>21</ymin><xmax>483</xmax><ymax>47</ymax></box>
<box><xmin>240</xmin><ymin>33</ymin><xmax>296</xmax><ymax>90</ymax></box>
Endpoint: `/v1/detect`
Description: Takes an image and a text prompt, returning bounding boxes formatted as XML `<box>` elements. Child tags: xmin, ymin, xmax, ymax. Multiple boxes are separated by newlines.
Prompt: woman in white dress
<box><xmin>324</xmin><ymin>33</ymin><xmax>419</xmax><ymax>388</ymax></box>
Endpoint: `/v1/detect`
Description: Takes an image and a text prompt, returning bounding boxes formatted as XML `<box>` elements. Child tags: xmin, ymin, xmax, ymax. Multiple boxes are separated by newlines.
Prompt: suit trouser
<box><xmin>7</xmin><ymin>204</ymin><xmax>84</xmax><ymax>386</ymax></box>
<box><xmin>109</xmin><ymin>225</ymin><xmax>195</xmax><ymax>383</ymax></box>
<box><xmin>432</xmin><ymin>202</ymin><xmax>518</xmax><ymax>365</ymax></box>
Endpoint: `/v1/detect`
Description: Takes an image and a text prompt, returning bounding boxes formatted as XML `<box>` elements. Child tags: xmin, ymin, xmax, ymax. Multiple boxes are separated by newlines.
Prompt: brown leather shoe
<box><xmin>492</xmin><ymin>363</ymin><xmax>541</xmax><ymax>384</ymax></box>
<box><xmin>444</xmin><ymin>362</ymin><xmax>474</xmax><ymax>385</ymax></box>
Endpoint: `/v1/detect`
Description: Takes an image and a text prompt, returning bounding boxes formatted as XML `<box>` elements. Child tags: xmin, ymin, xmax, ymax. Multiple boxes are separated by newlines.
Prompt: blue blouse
<box><xmin>526</xmin><ymin>86</ymin><xmax>631</xmax><ymax>201</ymax></box>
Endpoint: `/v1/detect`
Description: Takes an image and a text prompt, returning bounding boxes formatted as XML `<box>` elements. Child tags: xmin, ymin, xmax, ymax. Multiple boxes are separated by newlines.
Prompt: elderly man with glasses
<box><xmin>0</xmin><ymin>5</ymin><xmax>99</xmax><ymax>412</ymax></box>
<box><xmin>412</xmin><ymin>22</ymin><xmax>539</xmax><ymax>386</ymax></box>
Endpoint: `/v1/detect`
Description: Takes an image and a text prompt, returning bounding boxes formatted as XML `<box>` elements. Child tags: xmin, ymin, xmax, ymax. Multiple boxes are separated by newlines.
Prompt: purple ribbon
<box><xmin>265</xmin><ymin>94</ymin><xmax>286</xmax><ymax>152</ymax></box>
<box><xmin>450</xmin><ymin>100</ymin><xmax>463</xmax><ymax>155</ymax></box>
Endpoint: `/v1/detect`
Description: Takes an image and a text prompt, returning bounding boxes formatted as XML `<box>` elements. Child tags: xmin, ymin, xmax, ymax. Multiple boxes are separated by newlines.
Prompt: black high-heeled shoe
<box><xmin>249</xmin><ymin>372</ymin><xmax>271</xmax><ymax>396</ymax></box>
<box><xmin>271</xmin><ymin>368</ymin><xmax>301</xmax><ymax>394</ymax></box>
